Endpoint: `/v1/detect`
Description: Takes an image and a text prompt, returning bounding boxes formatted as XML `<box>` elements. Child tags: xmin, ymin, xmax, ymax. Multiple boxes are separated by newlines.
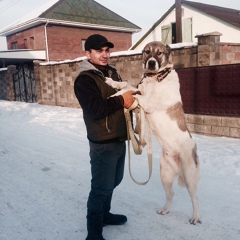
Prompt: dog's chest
<box><xmin>142</xmin><ymin>78</ymin><xmax>181</xmax><ymax>110</ymax></box>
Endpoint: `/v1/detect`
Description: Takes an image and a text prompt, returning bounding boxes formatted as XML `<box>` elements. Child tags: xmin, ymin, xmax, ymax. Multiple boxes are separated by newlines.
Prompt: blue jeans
<box><xmin>87</xmin><ymin>141</ymin><xmax>126</xmax><ymax>216</ymax></box>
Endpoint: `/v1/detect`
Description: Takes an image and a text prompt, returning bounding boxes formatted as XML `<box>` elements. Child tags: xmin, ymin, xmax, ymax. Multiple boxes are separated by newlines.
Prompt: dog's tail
<box><xmin>178</xmin><ymin>175</ymin><xmax>186</xmax><ymax>188</ymax></box>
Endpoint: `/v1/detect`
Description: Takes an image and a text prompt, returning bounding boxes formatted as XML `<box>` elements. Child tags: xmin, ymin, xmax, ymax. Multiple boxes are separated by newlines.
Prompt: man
<box><xmin>74</xmin><ymin>34</ymin><xmax>135</xmax><ymax>240</ymax></box>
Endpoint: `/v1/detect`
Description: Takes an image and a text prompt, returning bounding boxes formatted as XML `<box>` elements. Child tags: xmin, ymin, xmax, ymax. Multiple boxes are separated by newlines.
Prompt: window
<box><xmin>30</xmin><ymin>37</ymin><xmax>34</xmax><ymax>49</ymax></box>
<box><xmin>161</xmin><ymin>18</ymin><xmax>192</xmax><ymax>44</ymax></box>
<box><xmin>11</xmin><ymin>42</ymin><xmax>18</xmax><ymax>49</ymax></box>
<box><xmin>82</xmin><ymin>39</ymin><xmax>86</xmax><ymax>51</ymax></box>
<box><xmin>172</xmin><ymin>23</ymin><xmax>177</xmax><ymax>43</ymax></box>
<box><xmin>161</xmin><ymin>25</ymin><xmax>172</xmax><ymax>45</ymax></box>
<box><xmin>182</xmin><ymin>18</ymin><xmax>192</xmax><ymax>42</ymax></box>
<box><xmin>24</xmin><ymin>39</ymin><xmax>27</xmax><ymax>48</ymax></box>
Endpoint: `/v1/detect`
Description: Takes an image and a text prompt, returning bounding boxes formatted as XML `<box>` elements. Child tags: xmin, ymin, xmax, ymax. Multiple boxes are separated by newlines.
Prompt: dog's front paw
<box><xmin>189</xmin><ymin>217</ymin><xmax>202</xmax><ymax>225</ymax></box>
<box><xmin>105</xmin><ymin>77</ymin><xmax>128</xmax><ymax>90</ymax></box>
<box><xmin>105</xmin><ymin>77</ymin><xmax>116</xmax><ymax>87</ymax></box>
<box><xmin>156</xmin><ymin>209</ymin><xmax>169</xmax><ymax>215</ymax></box>
<box><xmin>117</xmin><ymin>81</ymin><xmax>128</xmax><ymax>89</ymax></box>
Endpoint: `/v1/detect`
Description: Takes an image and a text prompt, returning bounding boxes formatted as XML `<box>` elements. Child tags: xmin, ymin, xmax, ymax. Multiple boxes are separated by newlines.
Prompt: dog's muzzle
<box><xmin>148</xmin><ymin>60</ymin><xmax>156</xmax><ymax>70</ymax></box>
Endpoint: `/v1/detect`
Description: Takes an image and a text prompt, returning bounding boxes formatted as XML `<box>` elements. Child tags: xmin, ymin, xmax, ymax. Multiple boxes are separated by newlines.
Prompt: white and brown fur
<box><xmin>105</xmin><ymin>41</ymin><xmax>201</xmax><ymax>224</ymax></box>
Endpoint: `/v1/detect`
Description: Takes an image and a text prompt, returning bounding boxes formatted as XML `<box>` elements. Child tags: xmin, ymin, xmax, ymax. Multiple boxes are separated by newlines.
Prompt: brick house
<box><xmin>0</xmin><ymin>0</ymin><xmax>140</xmax><ymax>63</ymax></box>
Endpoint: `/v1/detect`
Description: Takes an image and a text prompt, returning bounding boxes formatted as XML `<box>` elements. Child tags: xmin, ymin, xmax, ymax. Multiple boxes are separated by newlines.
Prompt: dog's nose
<box><xmin>148</xmin><ymin>60</ymin><xmax>156</xmax><ymax>70</ymax></box>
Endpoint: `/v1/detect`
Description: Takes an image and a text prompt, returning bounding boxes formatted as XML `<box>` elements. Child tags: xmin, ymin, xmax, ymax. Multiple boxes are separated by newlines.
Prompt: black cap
<box><xmin>84</xmin><ymin>34</ymin><xmax>114</xmax><ymax>51</ymax></box>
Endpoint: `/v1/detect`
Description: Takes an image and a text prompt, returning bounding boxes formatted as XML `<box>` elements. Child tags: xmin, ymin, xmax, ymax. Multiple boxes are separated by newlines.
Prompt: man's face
<box><xmin>85</xmin><ymin>46</ymin><xmax>111</xmax><ymax>66</ymax></box>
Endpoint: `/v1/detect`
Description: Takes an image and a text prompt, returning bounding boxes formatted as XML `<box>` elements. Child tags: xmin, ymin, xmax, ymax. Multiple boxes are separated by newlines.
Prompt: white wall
<box><xmin>0</xmin><ymin>37</ymin><xmax>7</xmax><ymax>50</ymax></box>
<box><xmin>184</xmin><ymin>4</ymin><xmax>240</xmax><ymax>42</ymax></box>
<box><xmin>133</xmin><ymin>4</ymin><xmax>240</xmax><ymax>51</ymax></box>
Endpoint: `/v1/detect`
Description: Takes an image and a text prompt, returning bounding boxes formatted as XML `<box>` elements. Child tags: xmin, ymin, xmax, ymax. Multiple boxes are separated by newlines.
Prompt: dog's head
<box><xmin>142</xmin><ymin>41</ymin><xmax>173</xmax><ymax>73</ymax></box>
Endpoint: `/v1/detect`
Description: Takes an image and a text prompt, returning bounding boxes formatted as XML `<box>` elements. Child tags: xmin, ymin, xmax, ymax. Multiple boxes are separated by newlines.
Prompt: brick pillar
<box><xmin>6</xmin><ymin>65</ymin><xmax>17</xmax><ymax>101</ymax></box>
<box><xmin>195</xmin><ymin>31</ymin><xmax>222</xmax><ymax>66</ymax></box>
<box><xmin>34</xmin><ymin>61</ymin><xmax>42</xmax><ymax>104</ymax></box>
<box><xmin>0</xmin><ymin>69</ymin><xmax>7</xmax><ymax>100</ymax></box>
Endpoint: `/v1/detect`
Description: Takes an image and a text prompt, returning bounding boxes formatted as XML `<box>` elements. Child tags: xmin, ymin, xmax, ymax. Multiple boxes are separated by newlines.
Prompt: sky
<box><xmin>0</xmin><ymin>99</ymin><xmax>240</xmax><ymax>240</ymax></box>
<box><xmin>0</xmin><ymin>0</ymin><xmax>240</xmax><ymax>50</ymax></box>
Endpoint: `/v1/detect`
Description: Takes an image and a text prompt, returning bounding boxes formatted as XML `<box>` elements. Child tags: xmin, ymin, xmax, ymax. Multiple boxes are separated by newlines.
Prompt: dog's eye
<box><xmin>157</xmin><ymin>51</ymin><xmax>162</xmax><ymax>55</ymax></box>
<box><xmin>145</xmin><ymin>50</ymin><xmax>150</xmax><ymax>54</ymax></box>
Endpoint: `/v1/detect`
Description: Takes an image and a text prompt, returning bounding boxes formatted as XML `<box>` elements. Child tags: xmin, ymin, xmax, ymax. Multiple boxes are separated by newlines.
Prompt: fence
<box><xmin>177</xmin><ymin>64</ymin><xmax>240</xmax><ymax>138</ymax></box>
<box><xmin>178</xmin><ymin>64</ymin><xmax>240</xmax><ymax>116</ymax></box>
<box><xmin>1</xmin><ymin>32</ymin><xmax>240</xmax><ymax>138</ymax></box>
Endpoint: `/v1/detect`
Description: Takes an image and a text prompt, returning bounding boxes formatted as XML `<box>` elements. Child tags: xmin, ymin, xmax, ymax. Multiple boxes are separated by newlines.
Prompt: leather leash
<box><xmin>124</xmin><ymin>99</ymin><xmax>153</xmax><ymax>185</ymax></box>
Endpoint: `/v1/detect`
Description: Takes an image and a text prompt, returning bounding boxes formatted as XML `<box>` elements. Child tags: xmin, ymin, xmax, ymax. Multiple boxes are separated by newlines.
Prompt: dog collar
<box><xmin>144</xmin><ymin>67</ymin><xmax>172</xmax><ymax>82</ymax></box>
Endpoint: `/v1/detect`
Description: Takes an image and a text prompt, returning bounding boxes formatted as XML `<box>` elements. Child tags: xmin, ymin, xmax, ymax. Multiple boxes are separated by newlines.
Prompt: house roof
<box><xmin>0</xmin><ymin>49</ymin><xmax>46</xmax><ymax>66</ymax></box>
<box><xmin>131</xmin><ymin>0</ymin><xmax>240</xmax><ymax>50</ymax></box>
<box><xmin>184</xmin><ymin>1</ymin><xmax>240</xmax><ymax>29</ymax></box>
<box><xmin>0</xmin><ymin>0</ymin><xmax>141</xmax><ymax>36</ymax></box>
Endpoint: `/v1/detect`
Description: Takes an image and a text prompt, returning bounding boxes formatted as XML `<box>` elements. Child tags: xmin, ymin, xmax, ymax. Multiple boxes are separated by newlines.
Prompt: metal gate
<box><xmin>177</xmin><ymin>63</ymin><xmax>240</xmax><ymax>116</ymax></box>
<box><xmin>13</xmin><ymin>64</ymin><xmax>37</xmax><ymax>102</ymax></box>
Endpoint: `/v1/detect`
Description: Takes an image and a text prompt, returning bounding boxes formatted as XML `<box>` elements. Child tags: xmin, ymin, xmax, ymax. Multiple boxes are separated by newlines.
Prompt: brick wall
<box><xmin>47</xmin><ymin>26</ymin><xmax>133</xmax><ymax>61</ymax></box>
<box><xmin>0</xmin><ymin>66</ymin><xmax>16</xmax><ymax>101</ymax></box>
<box><xmin>173</xmin><ymin>46</ymin><xmax>198</xmax><ymax>68</ymax></box>
<box><xmin>173</xmin><ymin>32</ymin><xmax>240</xmax><ymax>68</ymax></box>
<box><xmin>109</xmin><ymin>53</ymin><xmax>143</xmax><ymax>87</ymax></box>
<box><xmin>186</xmin><ymin>114</ymin><xmax>240</xmax><ymax>138</ymax></box>
<box><xmin>221</xmin><ymin>44</ymin><xmax>240</xmax><ymax>65</ymax></box>
<box><xmin>34</xmin><ymin>61</ymin><xmax>81</xmax><ymax>108</ymax></box>
<box><xmin>0</xmin><ymin>69</ymin><xmax>8</xmax><ymax>100</ymax></box>
<box><xmin>7</xmin><ymin>25</ymin><xmax>46</xmax><ymax>50</ymax></box>
<box><xmin>7</xmin><ymin>24</ymin><xmax>133</xmax><ymax>61</ymax></box>
<box><xmin>33</xmin><ymin>51</ymin><xmax>144</xmax><ymax>108</ymax></box>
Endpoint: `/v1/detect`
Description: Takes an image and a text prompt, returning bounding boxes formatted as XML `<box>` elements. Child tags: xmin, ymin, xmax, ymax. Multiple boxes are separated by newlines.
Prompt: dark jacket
<box><xmin>74</xmin><ymin>60</ymin><xmax>127</xmax><ymax>143</ymax></box>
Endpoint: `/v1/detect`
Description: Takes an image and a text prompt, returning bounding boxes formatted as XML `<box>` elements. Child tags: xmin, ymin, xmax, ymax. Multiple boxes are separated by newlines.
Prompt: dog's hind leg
<box><xmin>156</xmin><ymin>154</ymin><xmax>176</xmax><ymax>215</ymax></box>
<box><xmin>184</xmin><ymin>154</ymin><xmax>201</xmax><ymax>224</ymax></box>
<box><xmin>186</xmin><ymin>180</ymin><xmax>201</xmax><ymax>224</ymax></box>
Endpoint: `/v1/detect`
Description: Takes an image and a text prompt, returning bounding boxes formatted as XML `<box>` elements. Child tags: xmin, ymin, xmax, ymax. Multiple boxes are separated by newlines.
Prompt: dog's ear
<box><xmin>166</xmin><ymin>45</ymin><xmax>172</xmax><ymax>54</ymax></box>
<box><xmin>165</xmin><ymin>45</ymin><xmax>173</xmax><ymax>65</ymax></box>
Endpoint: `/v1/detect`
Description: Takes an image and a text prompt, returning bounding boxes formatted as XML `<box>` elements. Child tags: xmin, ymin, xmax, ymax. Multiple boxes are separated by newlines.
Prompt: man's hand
<box><xmin>121</xmin><ymin>91</ymin><xmax>135</xmax><ymax>109</ymax></box>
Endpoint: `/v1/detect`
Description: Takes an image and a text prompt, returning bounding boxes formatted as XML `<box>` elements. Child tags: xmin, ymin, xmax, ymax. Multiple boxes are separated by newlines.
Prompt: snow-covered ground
<box><xmin>0</xmin><ymin>100</ymin><xmax>240</xmax><ymax>240</ymax></box>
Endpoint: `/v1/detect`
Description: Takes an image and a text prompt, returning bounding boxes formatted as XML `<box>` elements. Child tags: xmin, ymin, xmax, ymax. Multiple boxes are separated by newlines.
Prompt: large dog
<box><xmin>105</xmin><ymin>41</ymin><xmax>201</xmax><ymax>225</ymax></box>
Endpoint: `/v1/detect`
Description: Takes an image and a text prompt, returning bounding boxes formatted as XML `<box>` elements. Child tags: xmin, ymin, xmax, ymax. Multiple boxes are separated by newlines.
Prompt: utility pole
<box><xmin>175</xmin><ymin>0</ymin><xmax>182</xmax><ymax>43</ymax></box>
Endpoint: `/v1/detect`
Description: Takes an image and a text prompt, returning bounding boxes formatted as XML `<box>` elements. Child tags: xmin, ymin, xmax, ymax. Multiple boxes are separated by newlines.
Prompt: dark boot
<box><xmin>103</xmin><ymin>212</ymin><xmax>127</xmax><ymax>226</ymax></box>
<box><xmin>103</xmin><ymin>194</ymin><xmax>127</xmax><ymax>226</ymax></box>
<box><xmin>86</xmin><ymin>213</ymin><xmax>105</xmax><ymax>240</ymax></box>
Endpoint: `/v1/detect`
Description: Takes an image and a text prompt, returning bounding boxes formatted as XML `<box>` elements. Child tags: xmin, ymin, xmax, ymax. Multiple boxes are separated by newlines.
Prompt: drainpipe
<box><xmin>44</xmin><ymin>20</ymin><xmax>50</xmax><ymax>61</ymax></box>
<box><xmin>175</xmin><ymin>0</ymin><xmax>182</xmax><ymax>43</ymax></box>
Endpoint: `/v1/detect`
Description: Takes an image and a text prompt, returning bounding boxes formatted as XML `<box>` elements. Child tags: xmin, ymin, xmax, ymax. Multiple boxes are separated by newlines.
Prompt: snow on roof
<box><xmin>39</xmin><ymin>43</ymin><xmax>196</xmax><ymax>66</ymax></box>
<box><xmin>39</xmin><ymin>49</ymin><xmax>143</xmax><ymax>66</ymax></box>
<box><xmin>169</xmin><ymin>42</ymin><xmax>198</xmax><ymax>49</ymax></box>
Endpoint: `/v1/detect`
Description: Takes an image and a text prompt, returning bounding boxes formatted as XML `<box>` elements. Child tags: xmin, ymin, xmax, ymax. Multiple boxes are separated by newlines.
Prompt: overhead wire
<box><xmin>0</xmin><ymin>0</ymin><xmax>22</xmax><ymax>13</ymax></box>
